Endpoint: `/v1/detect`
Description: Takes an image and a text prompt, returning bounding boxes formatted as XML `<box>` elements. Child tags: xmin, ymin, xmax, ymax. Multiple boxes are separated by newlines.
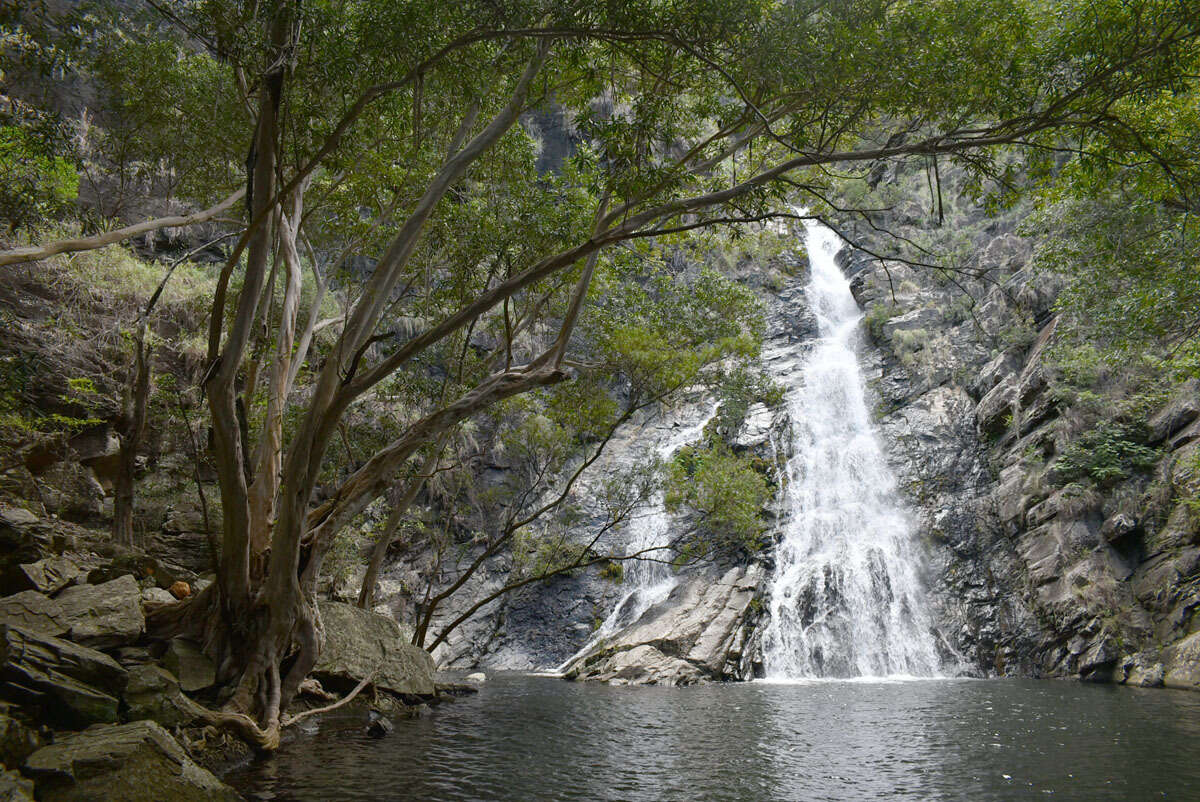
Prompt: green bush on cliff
<box><xmin>1052</xmin><ymin>422</ymin><xmax>1160</xmax><ymax>487</ymax></box>
<box><xmin>666</xmin><ymin>441</ymin><xmax>770</xmax><ymax>556</ymax></box>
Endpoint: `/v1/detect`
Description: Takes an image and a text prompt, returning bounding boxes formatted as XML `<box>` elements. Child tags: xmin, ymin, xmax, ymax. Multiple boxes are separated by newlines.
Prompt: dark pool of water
<box><xmin>227</xmin><ymin>674</ymin><xmax>1200</xmax><ymax>801</ymax></box>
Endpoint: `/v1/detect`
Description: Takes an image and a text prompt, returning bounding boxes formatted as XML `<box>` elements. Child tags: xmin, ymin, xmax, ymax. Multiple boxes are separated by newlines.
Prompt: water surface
<box><xmin>229</xmin><ymin>674</ymin><xmax>1200</xmax><ymax>801</ymax></box>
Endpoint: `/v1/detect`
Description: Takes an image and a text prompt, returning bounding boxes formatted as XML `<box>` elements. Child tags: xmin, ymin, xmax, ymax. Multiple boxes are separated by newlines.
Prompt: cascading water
<box><xmin>762</xmin><ymin>220</ymin><xmax>942</xmax><ymax>679</ymax></box>
<box><xmin>554</xmin><ymin>408</ymin><xmax>715</xmax><ymax>672</ymax></box>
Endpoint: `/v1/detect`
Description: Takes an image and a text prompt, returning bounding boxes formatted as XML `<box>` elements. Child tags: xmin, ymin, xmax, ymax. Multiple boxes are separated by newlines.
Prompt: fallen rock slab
<box><xmin>122</xmin><ymin>665</ymin><xmax>192</xmax><ymax>728</ymax></box>
<box><xmin>57</xmin><ymin>574</ymin><xmax>145</xmax><ymax>649</ymax></box>
<box><xmin>13</xmin><ymin>554</ymin><xmax>87</xmax><ymax>596</ymax></box>
<box><xmin>0</xmin><ymin>624</ymin><xmax>128</xmax><ymax>727</ymax></box>
<box><xmin>161</xmin><ymin>638</ymin><xmax>215</xmax><ymax>692</ymax></box>
<box><xmin>23</xmin><ymin>720</ymin><xmax>242</xmax><ymax>801</ymax></box>
<box><xmin>313</xmin><ymin>601</ymin><xmax>435</xmax><ymax>698</ymax></box>
<box><xmin>0</xmin><ymin>591</ymin><xmax>68</xmax><ymax>637</ymax></box>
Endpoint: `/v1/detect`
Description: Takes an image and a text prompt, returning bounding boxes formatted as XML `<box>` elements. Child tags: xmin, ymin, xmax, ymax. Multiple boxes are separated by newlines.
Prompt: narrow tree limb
<box><xmin>282</xmin><ymin>670</ymin><xmax>376</xmax><ymax>728</ymax></box>
<box><xmin>0</xmin><ymin>189</ymin><xmax>245</xmax><ymax>267</ymax></box>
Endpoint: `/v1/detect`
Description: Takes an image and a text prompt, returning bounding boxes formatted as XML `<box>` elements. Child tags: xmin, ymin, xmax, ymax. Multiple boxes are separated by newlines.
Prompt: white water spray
<box><xmin>762</xmin><ymin>220</ymin><xmax>942</xmax><ymax>679</ymax></box>
<box><xmin>554</xmin><ymin>408</ymin><xmax>715</xmax><ymax>672</ymax></box>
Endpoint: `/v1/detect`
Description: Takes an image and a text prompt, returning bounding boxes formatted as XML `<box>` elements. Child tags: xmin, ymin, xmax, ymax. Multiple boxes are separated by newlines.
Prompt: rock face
<box><xmin>56</xmin><ymin>574</ymin><xmax>145</xmax><ymax>649</ymax></box>
<box><xmin>0</xmin><ymin>624</ymin><xmax>128</xmax><ymax>727</ymax></box>
<box><xmin>23</xmin><ymin>720</ymin><xmax>242</xmax><ymax>802</ymax></box>
<box><xmin>563</xmin><ymin>565</ymin><xmax>763</xmax><ymax>685</ymax></box>
<box><xmin>0</xmin><ymin>591</ymin><xmax>68</xmax><ymax>637</ymax></box>
<box><xmin>313</xmin><ymin>601</ymin><xmax>436</xmax><ymax>697</ymax></box>
<box><xmin>1162</xmin><ymin>631</ymin><xmax>1200</xmax><ymax>691</ymax></box>
<box><xmin>838</xmin><ymin>167</ymin><xmax>1200</xmax><ymax>686</ymax></box>
<box><xmin>122</xmin><ymin>664</ymin><xmax>192</xmax><ymax>727</ymax></box>
<box><xmin>160</xmin><ymin>638</ymin><xmax>215</xmax><ymax>692</ymax></box>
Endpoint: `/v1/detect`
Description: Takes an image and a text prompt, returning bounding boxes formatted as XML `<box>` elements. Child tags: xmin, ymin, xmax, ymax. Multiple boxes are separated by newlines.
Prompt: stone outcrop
<box><xmin>0</xmin><ymin>624</ymin><xmax>128</xmax><ymax>727</ymax></box>
<box><xmin>0</xmin><ymin>591</ymin><xmax>68</xmax><ymax>637</ymax></box>
<box><xmin>122</xmin><ymin>665</ymin><xmax>193</xmax><ymax>727</ymax></box>
<box><xmin>563</xmin><ymin>565</ymin><xmax>763</xmax><ymax>685</ymax></box>
<box><xmin>313</xmin><ymin>601</ymin><xmax>436</xmax><ymax>697</ymax></box>
<box><xmin>56</xmin><ymin>574</ymin><xmax>145</xmax><ymax>649</ymax></box>
<box><xmin>160</xmin><ymin>638</ymin><xmax>215</xmax><ymax>692</ymax></box>
<box><xmin>841</xmin><ymin>169</ymin><xmax>1200</xmax><ymax>686</ymax></box>
<box><xmin>23</xmin><ymin>720</ymin><xmax>242</xmax><ymax>802</ymax></box>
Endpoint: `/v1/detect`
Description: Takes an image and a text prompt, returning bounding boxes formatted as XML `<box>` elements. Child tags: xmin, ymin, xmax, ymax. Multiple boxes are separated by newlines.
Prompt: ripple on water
<box><xmin>227</xmin><ymin>674</ymin><xmax>1200</xmax><ymax>802</ymax></box>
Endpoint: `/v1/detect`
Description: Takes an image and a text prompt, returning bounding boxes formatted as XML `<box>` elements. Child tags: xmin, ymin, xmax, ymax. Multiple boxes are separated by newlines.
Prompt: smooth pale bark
<box><xmin>203</xmin><ymin>4</ymin><xmax>289</xmax><ymax>678</ymax></box>
<box><xmin>247</xmin><ymin>204</ymin><xmax>304</xmax><ymax>556</ymax></box>
<box><xmin>0</xmin><ymin>189</ymin><xmax>244</xmax><ymax>267</ymax></box>
<box><xmin>266</xmin><ymin>44</ymin><xmax>555</xmax><ymax>681</ymax></box>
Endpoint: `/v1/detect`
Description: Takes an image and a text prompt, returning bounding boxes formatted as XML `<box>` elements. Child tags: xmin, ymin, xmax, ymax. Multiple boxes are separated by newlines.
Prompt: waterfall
<box><xmin>762</xmin><ymin>220</ymin><xmax>942</xmax><ymax>679</ymax></box>
<box><xmin>553</xmin><ymin>408</ymin><xmax>715</xmax><ymax>672</ymax></box>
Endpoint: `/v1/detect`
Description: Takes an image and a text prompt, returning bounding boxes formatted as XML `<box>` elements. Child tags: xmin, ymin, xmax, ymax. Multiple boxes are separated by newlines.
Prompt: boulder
<box><xmin>565</xmin><ymin>565</ymin><xmax>763</xmax><ymax>685</ymax></box>
<box><xmin>161</xmin><ymin>638</ymin><xmax>215</xmax><ymax>692</ymax></box>
<box><xmin>87</xmin><ymin>554</ymin><xmax>195</xmax><ymax>592</ymax></box>
<box><xmin>56</xmin><ymin>575</ymin><xmax>144</xmax><ymax>649</ymax></box>
<box><xmin>1115</xmin><ymin>652</ymin><xmax>1165</xmax><ymax>688</ymax></box>
<box><xmin>167</xmin><ymin>581</ymin><xmax>190</xmax><ymax>600</ymax></box>
<box><xmin>1162</xmin><ymin>631</ymin><xmax>1200</xmax><ymax>691</ymax></box>
<box><xmin>23</xmin><ymin>720</ymin><xmax>242</xmax><ymax>802</ymax></box>
<box><xmin>464</xmin><ymin>672</ymin><xmax>487</xmax><ymax>683</ymax></box>
<box><xmin>0</xmin><ymin>768</ymin><xmax>34</xmax><ymax>801</ymax></box>
<box><xmin>975</xmin><ymin>377</ymin><xmax>1017</xmax><ymax>439</ymax></box>
<box><xmin>0</xmin><ymin>510</ymin><xmax>53</xmax><ymax>596</ymax></box>
<box><xmin>0</xmin><ymin>624</ymin><xmax>127</xmax><ymax>727</ymax></box>
<box><xmin>140</xmin><ymin>587</ymin><xmax>175</xmax><ymax>605</ymax></box>
<box><xmin>1148</xmin><ymin>379</ymin><xmax>1200</xmax><ymax>444</ymax></box>
<box><xmin>12</xmin><ymin>555</ymin><xmax>86</xmax><ymax>596</ymax></box>
<box><xmin>0</xmin><ymin>709</ymin><xmax>42</xmax><ymax>768</ymax></box>
<box><xmin>312</xmin><ymin>601</ymin><xmax>435</xmax><ymax>697</ymax></box>
<box><xmin>122</xmin><ymin>665</ymin><xmax>192</xmax><ymax>728</ymax></box>
<box><xmin>0</xmin><ymin>591</ymin><xmax>68</xmax><ymax>637</ymax></box>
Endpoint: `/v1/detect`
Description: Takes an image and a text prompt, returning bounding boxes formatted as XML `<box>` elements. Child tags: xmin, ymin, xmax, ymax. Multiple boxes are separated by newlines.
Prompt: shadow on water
<box><xmin>227</xmin><ymin>673</ymin><xmax>1200</xmax><ymax>801</ymax></box>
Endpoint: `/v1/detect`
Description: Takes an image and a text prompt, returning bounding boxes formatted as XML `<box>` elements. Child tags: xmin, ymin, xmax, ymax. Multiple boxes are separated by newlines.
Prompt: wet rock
<box><xmin>122</xmin><ymin>665</ymin><xmax>192</xmax><ymax>728</ymax></box>
<box><xmin>161</xmin><ymin>638</ymin><xmax>215</xmax><ymax>692</ymax></box>
<box><xmin>565</xmin><ymin>565</ymin><xmax>763</xmax><ymax>685</ymax></box>
<box><xmin>0</xmin><ymin>624</ymin><xmax>127</xmax><ymax>727</ymax></box>
<box><xmin>56</xmin><ymin>574</ymin><xmax>144</xmax><ymax>649</ymax></box>
<box><xmin>1115</xmin><ymin>652</ymin><xmax>1165</xmax><ymax>687</ymax></box>
<box><xmin>23</xmin><ymin>720</ymin><xmax>242</xmax><ymax>802</ymax></box>
<box><xmin>313</xmin><ymin>601</ymin><xmax>435</xmax><ymax>697</ymax></box>
<box><xmin>464</xmin><ymin>672</ymin><xmax>486</xmax><ymax>683</ymax></box>
<box><xmin>365</xmin><ymin>709</ymin><xmax>393</xmax><ymax>738</ymax></box>
<box><xmin>0</xmin><ymin>591</ymin><xmax>68</xmax><ymax>637</ymax></box>
<box><xmin>1162</xmin><ymin>632</ymin><xmax>1200</xmax><ymax>691</ymax></box>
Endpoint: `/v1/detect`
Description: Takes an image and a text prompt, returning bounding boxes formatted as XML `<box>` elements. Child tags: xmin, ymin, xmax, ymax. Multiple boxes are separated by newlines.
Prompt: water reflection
<box><xmin>228</xmin><ymin>674</ymin><xmax>1200</xmax><ymax>801</ymax></box>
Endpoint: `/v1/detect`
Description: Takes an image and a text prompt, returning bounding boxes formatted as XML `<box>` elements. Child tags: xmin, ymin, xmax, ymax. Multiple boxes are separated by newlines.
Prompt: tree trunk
<box><xmin>112</xmin><ymin>327</ymin><xmax>151</xmax><ymax>548</ymax></box>
<box><xmin>356</xmin><ymin>446</ymin><xmax>442</xmax><ymax>609</ymax></box>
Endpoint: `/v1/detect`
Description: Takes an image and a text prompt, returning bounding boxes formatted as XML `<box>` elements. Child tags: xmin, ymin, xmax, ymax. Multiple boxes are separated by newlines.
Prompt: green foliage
<box><xmin>864</xmin><ymin>304</ymin><xmax>899</xmax><ymax>341</ymax></box>
<box><xmin>712</xmin><ymin>366</ymin><xmax>784</xmax><ymax>438</ymax></box>
<box><xmin>665</xmin><ymin>441</ymin><xmax>770</xmax><ymax>555</ymax></box>
<box><xmin>1052</xmin><ymin>422</ymin><xmax>1160</xmax><ymax>487</ymax></box>
<box><xmin>0</xmin><ymin>125</ymin><xmax>78</xmax><ymax>230</ymax></box>
<box><xmin>598</xmin><ymin>561</ymin><xmax>624</xmax><ymax>584</ymax></box>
